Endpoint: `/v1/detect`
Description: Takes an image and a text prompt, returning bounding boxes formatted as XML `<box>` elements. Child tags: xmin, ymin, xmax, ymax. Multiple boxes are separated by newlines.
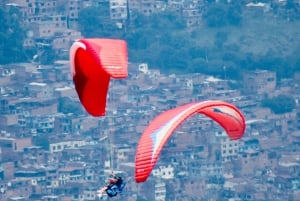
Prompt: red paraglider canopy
<box><xmin>70</xmin><ymin>39</ymin><xmax>128</xmax><ymax>117</ymax></box>
<box><xmin>135</xmin><ymin>100</ymin><xmax>246</xmax><ymax>183</ymax></box>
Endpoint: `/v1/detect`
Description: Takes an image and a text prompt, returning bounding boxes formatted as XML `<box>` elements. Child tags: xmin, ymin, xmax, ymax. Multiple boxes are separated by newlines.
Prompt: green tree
<box><xmin>148</xmin><ymin>10</ymin><xmax>186</xmax><ymax>30</ymax></box>
<box><xmin>227</xmin><ymin>4</ymin><xmax>242</xmax><ymax>26</ymax></box>
<box><xmin>214</xmin><ymin>31</ymin><xmax>228</xmax><ymax>49</ymax></box>
<box><xmin>0</xmin><ymin>6</ymin><xmax>26</xmax><ymax>64</ymax></box>
<box><xmin>204</xmin><ymin>3</ymin><xmax>227</xmax><ymax>27</ymax></box>
<box><xmin>204</xmin><ymin>2</ymin><xmax>242</xmax><ymax>27</ymax></box>
<box><xmin>78</xmin><ymin>4</ymin><xmax>123</xmax><ymax>38</ymax></box>
<box><xmin>58</xmin><ymin>97</ymin><xmax>84</xmax><ymax>115</ymax></box>
<box><xmin>261</xmin><ymin>94</ymin><xmax>296</xmax><ymax>114</ymax></box>
<box><xmin>125</xmin><ymin>10</ymin><xmax>188</xmax><ymax>72</ymax></box>
<box><xmin>189</xmin><ymin>46</ymin><xmax>207</xmax><ymax>60</ymax></box>
<box><xmin>189</xmin><ymin>58</ymin><xmax>208</xmax><ymax>73</ymax></box>
<box><xmin>39</xmin><ymin>45</ymin><xmax>56</xmax><ymax>65</ymax></box>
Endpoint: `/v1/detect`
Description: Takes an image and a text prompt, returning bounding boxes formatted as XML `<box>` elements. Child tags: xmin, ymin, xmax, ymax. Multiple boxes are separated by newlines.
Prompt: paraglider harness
<box><xmin>105</xmin><ymin>175</ymin><xmax>126</xmax><ymax>197</ymax></box>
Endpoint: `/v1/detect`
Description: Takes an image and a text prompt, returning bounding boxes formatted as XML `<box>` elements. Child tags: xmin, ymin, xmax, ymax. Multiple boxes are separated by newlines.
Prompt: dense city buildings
<box><xmin>0</xmin><ymin>0</ymin><xmax>300</xmax><ymax>200</ymax></box>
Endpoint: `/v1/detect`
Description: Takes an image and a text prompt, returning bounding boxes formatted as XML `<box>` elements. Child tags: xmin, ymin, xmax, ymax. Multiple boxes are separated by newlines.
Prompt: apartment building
<box><xmin>0</xmin><ymin>137</ymin><xmax>32</xmax><ymax>152</ymax></box>
<box><xmin>242</xmin><ymin>70</ymin><xmax>276</xmax><ymax>97</ymax></box>
<box><xmin>182</xmin><ymin>0</ymin><xmax>204</xmax><ymax>26</ymax></box>
<box><xmin>110</xmin><ymin>0</ymin><xmax>128</xmax><ymax>20</ymax></box>
<box><xmin>154</xmin><ymin>181</ymin><xmax>166</xmax><ymax>201</ymax></box>
<box><xmin>128</xmin><ymin>0</ymin><xmax>166</xmax><ymax>15</ymax></box>
<box><xmin>217</xmin><ymin>132</ymin><xmax>241</xmax><ymax>162</ymax></box>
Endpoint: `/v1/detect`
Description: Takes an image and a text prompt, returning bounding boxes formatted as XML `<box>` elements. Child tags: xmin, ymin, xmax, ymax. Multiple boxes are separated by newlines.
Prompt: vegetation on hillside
<box><xmin>78</xmin><ymin>1</ymin><xmax>300</xmax><ymax>80</ymax></box>
<box><xmin>58</xmin><ymin>97</ymin><xmax>84</xmax><ymax>115</ymax></box>
<box><xmin>0</xmin><ymin>7</ymin><xmax>27</xmax><ymax>64</ymax></box>
<box><xmin>1</xmin><ymin>1</ymin><xmax>299</xmax><ymax>81</ymax></box>
<box><xmin>261</xmin><ymin>94</ymin><xmax>296</xmax><ymax>114</ymax></box>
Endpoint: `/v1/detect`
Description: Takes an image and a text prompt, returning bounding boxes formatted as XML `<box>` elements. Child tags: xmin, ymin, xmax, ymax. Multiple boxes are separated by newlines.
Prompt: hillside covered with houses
<box><xmin>0</xmin><ymin>0</ymin><xmax>300</xmax><ymax>201</ymax></box>
<box><xmin>1</xmin><ymin>61</ymin><xmax>300</xmax><ymax>200</ymax></box>
<box><xmin>1</xmin><ymin>0</ymin><xmax>300</xmax><ymax>79</ymax></box>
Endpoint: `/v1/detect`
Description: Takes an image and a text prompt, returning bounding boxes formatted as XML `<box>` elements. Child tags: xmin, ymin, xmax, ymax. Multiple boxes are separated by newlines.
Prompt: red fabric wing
<box><xmin>199</xmin><ymin>103</ymin><xmax>246</xmax><ymax>140</ymax></box>
<box><xmin>135</xmin><ymin>100</ymin><xmax>246</xmax><ymax>183</ymax></box>
<box><xmin>82</xmin><ymin>38</ymin><xmax>128</xmax><ymax>78</ymax></box>
<box><xmin>70</xmin><ymin>38</ymin><xmax>128</xmax><ymax>117</ymax></box>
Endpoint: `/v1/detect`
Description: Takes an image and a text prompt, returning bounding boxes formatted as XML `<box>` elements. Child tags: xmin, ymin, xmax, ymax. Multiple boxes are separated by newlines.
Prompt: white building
<box><xmin>216</xmin><ymin>131</ymin><xmax>241</xmax><ymax>162</ymax></box>
<box><xmin>110</xmin><ymin>0</ymin><xmax>128</xmax><ymax>20</ymax></box>
<box><xmin>152</xmin><ymin>164</ymin><xmax>174</xmax><ymax>179</ymax></box>
<box><xmin>155</xmin><ymin>181</ymin><xmax>166</xmax><ymax>201</ymax></box>
<box><xmin>49</xmin><ymin>140</ymin><xmax>86</xmax><ymax>153</ymax></box>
